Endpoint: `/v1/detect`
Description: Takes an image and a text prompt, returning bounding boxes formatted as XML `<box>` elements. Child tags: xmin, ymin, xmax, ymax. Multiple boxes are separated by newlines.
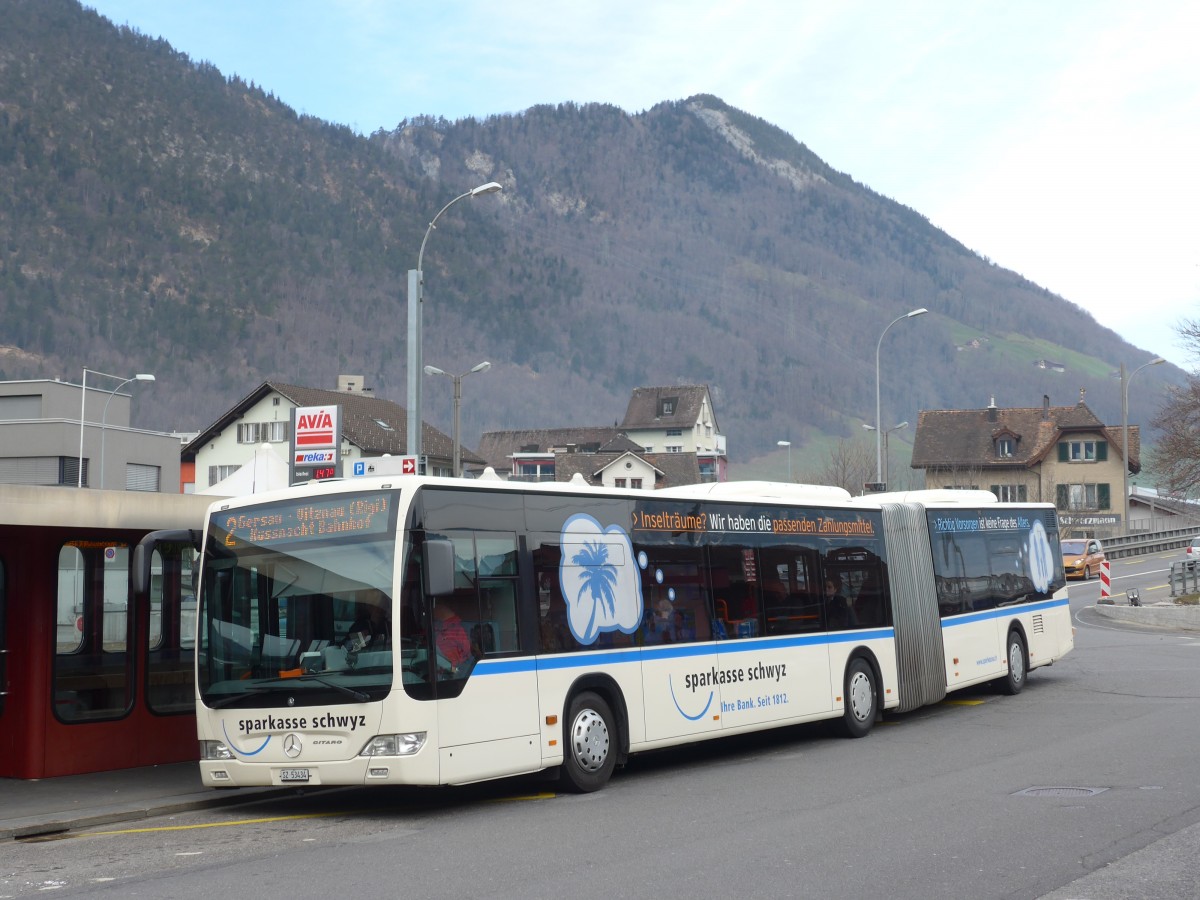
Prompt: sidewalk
<box><xmin>0</xmin><ymin>762</ymin><xmax>292</xmax><ymax>840</ymax></box>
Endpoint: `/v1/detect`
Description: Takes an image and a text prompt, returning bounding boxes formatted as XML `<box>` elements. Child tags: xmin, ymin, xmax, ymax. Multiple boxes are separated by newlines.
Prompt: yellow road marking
<box><xmin>55</xmin><ymin>792</ymin><xmax>556</xmax><ymax>840</ymax></box>
<box><xmin>79</xmin><ymin>812</ymin><xmax>346</xmax><ymax>837</ymax></box>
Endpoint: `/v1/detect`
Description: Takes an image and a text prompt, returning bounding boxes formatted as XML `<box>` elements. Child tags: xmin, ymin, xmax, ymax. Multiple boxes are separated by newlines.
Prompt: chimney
<box><xmin>987</xmin><ymin>396</ymin><xmax>997</xmax><ymax>423</ymax></box>
<box><xmin>337</xmin><ymin>375</ymin><xmax>372</xmax><ymax>395</ymax></box>
<box><xmin>1042</xmin><ymin>395</ymin><xmax>1050</xmax><ymax>420</ymax></box>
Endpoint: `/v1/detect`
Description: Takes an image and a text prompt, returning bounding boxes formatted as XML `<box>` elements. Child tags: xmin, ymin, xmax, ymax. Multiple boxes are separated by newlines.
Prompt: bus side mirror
<box><xmin>131</xmin><ymin>529</ymin><xmax>202</xmax><ymax>596</ymax></box>
<box><xmin>423</xmin><ymin>539</ymin><xmax>455</xmax><ymax>597</ymax></box>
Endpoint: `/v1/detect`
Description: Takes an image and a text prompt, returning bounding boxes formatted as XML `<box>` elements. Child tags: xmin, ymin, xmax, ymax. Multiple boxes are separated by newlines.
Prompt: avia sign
<box><xmin>290</xmin><ymin>404</ymin><xmax>342</xmax><ymax>484</ymax></box>
<box><xmin>295</xmin><ymin>406</ymin><xmax>338</xmax><ymax>449</ymax></box>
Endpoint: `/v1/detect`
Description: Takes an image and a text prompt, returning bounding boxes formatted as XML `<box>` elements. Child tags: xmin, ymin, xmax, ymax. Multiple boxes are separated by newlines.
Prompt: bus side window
<box><xmin>759</xmin><ymin>547</ymin><xmax>822</xmax><ymax>635</ymax></box>
<box><xmin>706</xmin><ymin>546</ymin><xmax>759</xmax><ymax>639</ymax></box>
<box><xmin>532</xmin><ymin>541</ymin><xmax>571</xmax><ymax>653</ymax></box>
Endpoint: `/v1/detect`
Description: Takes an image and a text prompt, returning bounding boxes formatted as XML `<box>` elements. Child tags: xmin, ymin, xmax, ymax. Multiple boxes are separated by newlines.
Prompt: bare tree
<box><xmin>1149</xmin><ymin>318</ymin><xmax>1200</xmax><ymax>496</ymax></box>
<box><xmin>806</xmin><ymin>437</ymin><xmax>875</xmax><ymax>495</ymax></box>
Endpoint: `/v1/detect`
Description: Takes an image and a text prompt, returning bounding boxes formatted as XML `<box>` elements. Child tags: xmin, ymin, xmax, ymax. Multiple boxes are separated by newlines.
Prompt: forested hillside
<box><xmin>0</xmin><ymin>0</ymin><xmax>1181</xmax><ymax>465</ymax></box>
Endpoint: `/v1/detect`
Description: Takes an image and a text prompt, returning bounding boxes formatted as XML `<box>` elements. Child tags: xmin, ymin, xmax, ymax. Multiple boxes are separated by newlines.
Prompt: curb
<box><xmin>1092</xmin><ymin>602</ymin><xmax>1200</xmax><ymax>632</ymax></box>
<box><xmin>1</xmin><ymin>786</ymin><xmax>304</xmax><ymax>842</ymax></box>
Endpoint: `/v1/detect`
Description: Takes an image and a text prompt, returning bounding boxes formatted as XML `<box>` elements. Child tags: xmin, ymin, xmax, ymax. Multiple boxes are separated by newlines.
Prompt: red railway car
<box><xmin>0</xmin><ymin>486</ymin><xmax>213</xmax><ymax>779</ymax></box>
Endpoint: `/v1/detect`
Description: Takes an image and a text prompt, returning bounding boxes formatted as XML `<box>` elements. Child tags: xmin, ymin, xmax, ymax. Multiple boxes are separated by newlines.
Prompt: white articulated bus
<box><xmin>135</xmin><ymin>478</ymin><xmax>1072</xmax><ymax>792</ymax></box>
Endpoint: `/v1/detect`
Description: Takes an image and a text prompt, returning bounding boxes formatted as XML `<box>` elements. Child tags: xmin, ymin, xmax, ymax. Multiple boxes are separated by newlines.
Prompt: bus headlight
<box><xmin>200</xmin><ymin>740</ymin><xmax>234</xmax><ymax>760</ymax></box>
<box><xmin>359</xmin><ymin>733</ymin><xmax>426</xmax><ymax>757</ymax></box>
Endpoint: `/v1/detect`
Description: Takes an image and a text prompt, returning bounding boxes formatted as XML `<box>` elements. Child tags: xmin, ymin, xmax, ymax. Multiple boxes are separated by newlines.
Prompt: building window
<box><xmin>1058</xmin><ymin>440</ymin><xmax>1107</xmax><ymax>463</ymax></box>
<box><xmin>208</xmin><ymin>464</ymin><xmax>241</xmax><ymax>485</ymax></box>
<box><xmin>666</xmin><ymin>429</ymin><xmax>683</xmax><ymax>437</ymax></box>
<box><xmin>665</xmin><ymin>445</ymin><xmax>683</xmax><ymax>453</ymax></box>
<box><xmin>237</xmin><ymin>421</ymin><xmax>288</xmax><ymax>444</ymax></box>
<box><xmin>1056</xmin><ymin>482</ymin><xmax>1111</xmax><ymax>511</ymax></box>
<box><xmin>990</xmin><ymin>484</ymin><xmax>1027</xmax><ymax>502</ymax></box>
<box><xmin>0</xmin><ymin>457</ymin><xmax>87</xmax><ymax>486</ymax></box>
<box><xmin>126</xmin><ymin>463</ymin><xmax>161</xmax><ymax>492</ymax></box>
<box><xmin>630</xmin><ymin>478</ymin><xmax>643</xmax><ymax>489</ymax></box>
<box><xmin>996</xmin><ymin>438</ymin><xmax>1014</xmax><ymax>458</ymax></box>
<box><xmin>643</xmin><ymin>446</ymin><xmax>653</xmax><ymax>453</ymax></box>
<box><xmin>658</xmin><ymin>398</ymin><xmax>677</xmax><ymax>417</ymax></box>
<box><xmin>614</xmin><ymin>478</ymin><xmax>626</xmax><ymax>488</ymax></box>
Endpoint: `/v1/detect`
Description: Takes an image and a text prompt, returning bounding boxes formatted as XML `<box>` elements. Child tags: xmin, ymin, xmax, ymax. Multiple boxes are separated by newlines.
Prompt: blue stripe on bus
<box><xmin>940</xmin><ymin>596</ymin><xmax>1069</xmax><ymax>629</ymax></box>
<box><xmin>466</xmin><ymin>627</ymin><xmax>896</xmax><ymax>676</ymax></box>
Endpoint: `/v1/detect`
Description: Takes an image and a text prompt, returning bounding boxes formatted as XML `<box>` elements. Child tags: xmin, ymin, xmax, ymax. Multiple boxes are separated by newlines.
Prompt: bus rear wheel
<box><xmin>841</xmin><ymin>658</ymin><xmax>877</xmax><ymax>739</ymax></box>
<box><xmin>560</xmin><ymin>691</ymin><xmax>617</xmax><ymax>793</ymax></box>
<box><xmin>1000</xmin><ymin>631</ymin><xmax>1027</xmax><ymax>695</ymax></box>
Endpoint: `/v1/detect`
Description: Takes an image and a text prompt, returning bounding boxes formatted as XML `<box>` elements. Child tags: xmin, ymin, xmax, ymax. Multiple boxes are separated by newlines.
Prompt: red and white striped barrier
<box><xmin>1099</xmin><ymin>559</ymin><xmax>1111</xmax><ymax>599</ymax></box>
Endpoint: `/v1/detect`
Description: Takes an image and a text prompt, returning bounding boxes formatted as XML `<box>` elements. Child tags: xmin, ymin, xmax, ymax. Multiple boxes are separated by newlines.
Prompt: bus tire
<box><xmin>841</xmin><ymin>658</ymin><xmax>877</xmax><ymax>739</ymax></box>
<box><xmin>1000</xmin><ymin>630</ymin><xmax>1027</xmax><ymax>695</ymax></box>
<box><xmin>560</xmin><ymin>691</ymin><xmax>617</xmax><ymax>793</ymax></box>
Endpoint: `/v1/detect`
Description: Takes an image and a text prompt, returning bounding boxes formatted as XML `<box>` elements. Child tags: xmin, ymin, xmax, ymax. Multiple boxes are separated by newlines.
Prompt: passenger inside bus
<box><xmin>432</xmin><ymin>603</ymin><xmax>471</xmax><ymax>671</ymax></box>
<box><xmin>346</xmin><ymin>597</ymin><xmax>390</xmax><ymax>650</ymax></box>
<box><xmin>824</xmin><ymin>577</ymin><xmax>856</xmax><ymax>630</ymax></box>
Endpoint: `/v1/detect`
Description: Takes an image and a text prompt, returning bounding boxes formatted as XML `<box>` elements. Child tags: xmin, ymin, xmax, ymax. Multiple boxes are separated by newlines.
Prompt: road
<box><xmin>5</xmin><ymin>551</ymin><xmax>1199</xmax><ymax>900</ymax></box>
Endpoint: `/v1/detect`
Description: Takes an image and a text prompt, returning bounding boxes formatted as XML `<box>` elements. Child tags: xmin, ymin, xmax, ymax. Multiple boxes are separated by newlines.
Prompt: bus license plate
<box><xmin>279</xmin><ymin>768</ymin><xmax>310</xmax><ymax>783</ymax></box>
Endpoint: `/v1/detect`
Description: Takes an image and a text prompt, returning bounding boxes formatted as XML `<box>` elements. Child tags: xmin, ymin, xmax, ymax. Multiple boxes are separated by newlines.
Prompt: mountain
<box><xmin>0</xmin><ymin>0</ymin><xmax>1183</xmax><ymax>471</ymax></box>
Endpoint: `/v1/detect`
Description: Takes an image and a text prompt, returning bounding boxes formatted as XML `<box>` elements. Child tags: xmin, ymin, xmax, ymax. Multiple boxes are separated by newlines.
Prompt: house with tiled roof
<box><xmin>182</xmin><ymin>376</ymin><xmax>478</xmax><ymax>492</ymax></box>
<box><xmin>911</xmin><ymin>393</ymin><xmax>1137</xmax><ymax>534</ymax></box>
<box><xmin>472</xmin><ymin>384</ymin><xmax>726</xmax><ymax>488</ymax></box>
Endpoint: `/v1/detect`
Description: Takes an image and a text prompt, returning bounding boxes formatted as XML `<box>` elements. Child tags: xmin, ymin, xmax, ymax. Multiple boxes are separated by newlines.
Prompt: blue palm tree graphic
<box><xmin>572</xmin><ymin>540</ymin><xmax>618</xmax><ymax>640</ymax></box>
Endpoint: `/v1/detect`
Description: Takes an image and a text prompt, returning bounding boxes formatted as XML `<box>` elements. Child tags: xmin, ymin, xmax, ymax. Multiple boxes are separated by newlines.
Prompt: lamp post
<box><xmin>77</xmin><ymin>367</ymin><xmax>154</xmax><ymax>488</ymax></box>
<box><xmin>864</xmin><ymin>421</ymin><xmax>908</xmax><ymax>489</ymax></box>
<box><xmin>1121</xmin><ymin>357</ymin><xmax>1165</xmax><ymax>533</ymax></box>
<box><xmin>99</xmin><ymin>373</ymin><xmax>155</xmax><ymax>489</ymax></box>
<box><xmin>424</xmin><ymin>361</ymin><xmax>491</xmax><ymax>477</ymax></box>
<box><xmin>777</xmin><ymin>440</ymin><xmax>792</xmax><ymax>481</ymax></box>
<box><xmin>407</xmin><ymin>182</ymin><xmax>503</xmax><ymax>465</ymax></box>
<box><xmin>875</xmin><ymin>308</ymin><xmax>927</xmax><ymax>485</ymax></box>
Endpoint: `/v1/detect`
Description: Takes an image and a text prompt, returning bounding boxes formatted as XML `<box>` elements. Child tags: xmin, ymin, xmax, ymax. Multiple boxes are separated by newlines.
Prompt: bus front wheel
<box><xmin>841</xmin><ymin>658</ymin><xmax>877</xmax><ymax>739</ymax></box>
<box><xmin>560</xmin><ymin>691</ymin><xmax>617</xmax><ymax>793</ymax></box>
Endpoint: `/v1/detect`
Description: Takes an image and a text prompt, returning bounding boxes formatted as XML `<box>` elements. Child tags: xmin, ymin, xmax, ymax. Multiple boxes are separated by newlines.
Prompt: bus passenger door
<box><xmin>429</xmin><ymin>532</ymin><xmax>541</xmax><ymax>783</ymax></box>
<box><xmin>714</xmin><ymin>546</ymin><xmax>831</xmax><ymax>729</ymax></box>
<box><xmin>639</xmin><ymin>549</ymin><xmax>724</xmax><ymax>743</ymax></box>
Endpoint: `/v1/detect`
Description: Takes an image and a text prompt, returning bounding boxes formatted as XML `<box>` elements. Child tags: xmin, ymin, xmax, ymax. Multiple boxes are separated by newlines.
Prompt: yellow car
<box><xmin>1062</xmin><ymin>538</ymin><xmax>1105</xmax><ymax>580</ymax></box>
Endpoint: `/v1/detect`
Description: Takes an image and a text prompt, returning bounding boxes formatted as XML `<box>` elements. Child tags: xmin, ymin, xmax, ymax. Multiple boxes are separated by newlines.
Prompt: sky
<box><xmin>85</xmin><ymin>0</ymin><xmax>1200</xmax><ymax>370</ymax></box>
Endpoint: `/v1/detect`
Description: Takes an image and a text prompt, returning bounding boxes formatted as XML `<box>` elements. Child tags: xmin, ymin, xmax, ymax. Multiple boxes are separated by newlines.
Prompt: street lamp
<box><xmin>77</xmin><ymin>367</ymin><xmax>154</xmax><ymax>488</ymax></box>
<box><xmin>99</xmin><ymin>373</ymin><xmax>155</xmax><ymax>489</ymax></box>
<box><xmin>407</xmin><ymin>182</ymin><xmax>503</xmax><ymax>464</ymax></box>
<box><xmin>875</xmin><ymin>308</ymin><xmax>927</xmax><ymax>485</ymax></box>
<box><xmin>424</xmin><ymin>361</ymin><xmax>491</xmax><ymax>477</ymax></box>
<box><xmin>777</xmin><ymin>440</ymin><xmax>792</xmax><ymax>481</ymax></box>
<box><xmin>864</xmin><ymin>421</ymin><xmax>909</xmax><ymax>489</ymax></box>
<box><xmin>1121</xmin><ymin>356</ymin><xmax>1165</xmax><ymax>533</ymax></box>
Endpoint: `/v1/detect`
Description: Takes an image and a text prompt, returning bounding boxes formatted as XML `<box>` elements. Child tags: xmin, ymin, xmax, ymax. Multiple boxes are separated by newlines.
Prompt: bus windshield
<box><xmin>196</xmin><ymin>490</ymin><xmax>400</xmax><ymax>708</ymax></box>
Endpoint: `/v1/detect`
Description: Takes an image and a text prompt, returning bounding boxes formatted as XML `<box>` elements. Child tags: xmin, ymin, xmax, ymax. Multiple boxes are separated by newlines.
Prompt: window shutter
<box><xmin>126</xmin><ymin>463</ymin><xmax>161</xmax><ymax>492</ymax></box>
<box><xmin>1057</xmin><ymin>442</ymin><xmax>1069</xmax><ymax>462</ymax></box>
<box><xmin>989</xmin><ymin>484</ymin><xmax>1000</xmax><ymax>497</ymax></box>
<box><xmin>1096</xmin><ymin>441</ymin><xmax>1108</xmax><ymax>461</ymax></box>
<box><xmin>1055</xmin><ymin>484</ymin><xmax>1068</xmax><ymax>510</ymax></box>
<box><xmin>1097</xmin><ymin>483</ymin><xmax>1111</xmax><ymax>510</ymax></box>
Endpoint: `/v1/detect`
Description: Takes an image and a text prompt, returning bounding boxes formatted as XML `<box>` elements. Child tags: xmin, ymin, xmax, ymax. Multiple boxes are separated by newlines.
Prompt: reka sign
<box><xmin>295</xmin><ymin>405</ymin><xmax>338</xmax><ymax>449</ymax></box>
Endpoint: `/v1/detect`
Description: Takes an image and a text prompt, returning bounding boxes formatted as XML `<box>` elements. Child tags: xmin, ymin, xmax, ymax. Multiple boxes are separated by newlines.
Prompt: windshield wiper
<box><xmin>258</xmin><ymin>674</ymin><xmax>371</xmax><ymax>702</ymax></box>
<box><xmin>207</xmin><ymin>686</ymin><xmax>276</xmax><ymax>709</ymax></box>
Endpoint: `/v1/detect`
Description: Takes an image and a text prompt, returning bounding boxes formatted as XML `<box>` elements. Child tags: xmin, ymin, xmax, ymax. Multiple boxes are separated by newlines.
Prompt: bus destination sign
<box><xmin>218</xmin><ymin>491</ymin><xmax>395</xmax><ymax>548</ymax></box>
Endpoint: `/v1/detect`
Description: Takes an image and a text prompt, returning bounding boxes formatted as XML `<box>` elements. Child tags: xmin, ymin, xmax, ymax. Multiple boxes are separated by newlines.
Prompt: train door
<box><xmin>0</xmin><ymin>556</ymin><xmax>8</xmax><ymax>764</ymax></box>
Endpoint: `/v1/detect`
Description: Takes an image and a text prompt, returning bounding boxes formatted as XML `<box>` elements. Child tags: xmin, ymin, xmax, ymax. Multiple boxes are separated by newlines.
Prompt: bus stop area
<box><xmin>0</xmin><ymin>763</ymin><xmax>294</xmax><ymax>841</ymax></box>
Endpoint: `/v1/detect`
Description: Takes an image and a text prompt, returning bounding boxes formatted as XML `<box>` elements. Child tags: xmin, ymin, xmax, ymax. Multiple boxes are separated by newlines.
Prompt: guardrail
<box><xmin>1102</xmin><ymin>523</ymin><xmax>1198</xmax><ymax>560</ymax></box>
<box><xmin>1168</xmin><ymin>561</ymin><xmax>1200</xmax><ymax>598</ymax></box>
